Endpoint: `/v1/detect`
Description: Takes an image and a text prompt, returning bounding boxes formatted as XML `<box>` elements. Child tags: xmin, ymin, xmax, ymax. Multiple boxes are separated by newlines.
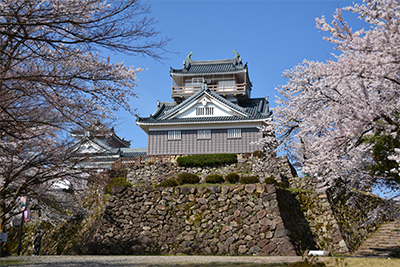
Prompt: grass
<box><xmin>287</xmin><ymin>188</ymin><xmax>314</xmax><ymax>193</ymax></box>
<box><xmin>177</xmin><ymin>183</ymin><xmax>234</xmax><ymax>188</ymax></box>
<box><xmin>324</xmin><ymin>256</ymin><xmax>400</xmax><ymax>267</ymax></box>
<box><xmin>0</xmin><ymin>259</ymin><xmax>28</xmax><ymax>266</ymax></box>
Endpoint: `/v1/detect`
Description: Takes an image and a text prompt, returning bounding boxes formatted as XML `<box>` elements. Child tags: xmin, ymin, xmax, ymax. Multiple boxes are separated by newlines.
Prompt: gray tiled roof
<box><xmin>137</xmin><ymin>88</ymin><xmax>271</xmax><ymax>125</ymax></box>
<box><xmin>70</xmin><ymin>137</ymin><xmax>117</xmax><ymax>154</ymax></box>
<box><xmin>120</xmin><ymin>147</ymin><xmax>147</xmax><ymax>158</ymax></box>
<box><xmin>71</xmin><ymin>121</ymin><xmax>131</xmax><ymax>147</ymax></box>
<box><xmin>170</xmin><ymin>58</ymin><xmax>247</xmax><ymax>76</ymax></box>
<box><xmin>72</xmin><ymin>139</ymin><xmax>147</xmax><ymax>158</ymax></box>
<box><xmin>138</xmin><ymin>115</ymin><xmax>270</xmax><ymax>125</ymax></box>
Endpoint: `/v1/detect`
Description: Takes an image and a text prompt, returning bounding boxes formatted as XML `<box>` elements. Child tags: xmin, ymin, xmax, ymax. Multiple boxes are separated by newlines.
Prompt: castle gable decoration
<box><xmin>160</xmin><ymin>88</ymin><xmax>248</xmax><ymax>120</ymax></box>
<box><xmin>137</xmin><ymin>51</ymin><xmax>272</xmax><ymax>156</ymax></box>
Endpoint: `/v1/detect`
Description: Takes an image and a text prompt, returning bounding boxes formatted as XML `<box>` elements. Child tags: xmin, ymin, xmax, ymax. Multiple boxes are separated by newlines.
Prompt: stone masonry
<box><xmin>87</xmin><ymin>184</ymin><xmax>298</xmax><ymax>256</ymax></box>
<box><xmin>126</xmin><ymin>156</ymin><xmax>296</xmax><ymax>187</ymax></box>
<box><xmin>84</xmin><ymin>159</ymin><xmax>398</xmax><ymax>256</ymax></box>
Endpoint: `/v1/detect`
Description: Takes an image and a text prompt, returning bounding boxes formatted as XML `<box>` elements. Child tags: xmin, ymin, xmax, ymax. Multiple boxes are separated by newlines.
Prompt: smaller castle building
<box><xmin>70</xmin><ymin>120</ymin><xmax>146</xmax><ymax>170</ymax></box>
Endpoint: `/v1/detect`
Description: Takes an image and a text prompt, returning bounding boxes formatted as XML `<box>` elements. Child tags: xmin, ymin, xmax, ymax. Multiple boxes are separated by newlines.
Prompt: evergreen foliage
<box><xmin>176</xmin><ymin>173</ymin><xmax>200</xmax><ymax>185</ymax></box>
<box><xmin>225</xmin><ymin>173</ymin><xmax>240</xmax><ymax>184</ymax></box>
<box><xmin>176</xmin><ymin>153</ymin><xmax>237</xmax><ymax>167</ymax></box>
<box><xmin>265</xmin><ymin>176</ymin><xmax>278</xmax><ymax>185</ymax></box>
<box><xmin>364</xmin><ymin>133</ymin><xmax>400</xmax><ymax>187</ymax></box>
<box><xmin>239</xmin><ymin>176</ymin><xmax>259</xmax><ymax>184</ymax></box>
<box><xmin>277</xmin><ymin>181</ymin><xmax>289</xmax><ymax>188</ymax></box>
<box><xmin>105</xmin><ymin>177</ymin><xmax>132</xmax><ymax>193</ymax></box>
<box><xmin>205</xmin><ymin>174</ymin><xmax>225</xmax><ymax>184</ymax></box>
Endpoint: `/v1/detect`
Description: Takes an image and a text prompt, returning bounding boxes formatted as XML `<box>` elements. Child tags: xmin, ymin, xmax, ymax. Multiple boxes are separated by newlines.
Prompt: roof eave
<box><xmin>136</xmin><ymin>118</ymin><xmax>270</xmax><ymax>127</ymax></box>
<box><xmin>170</xmin><ymin>69</ymin><xmax>246</xmax><ymax>76</ymax></box>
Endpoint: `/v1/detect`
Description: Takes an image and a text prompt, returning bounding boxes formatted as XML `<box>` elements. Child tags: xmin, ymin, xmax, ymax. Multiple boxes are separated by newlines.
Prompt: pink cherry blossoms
<box><xmin>0</xmin><ymin>0</ymin><xmax>167</xmax><ymax>231</ymax></box>
<box><xmin>273</xmin><ymin>0</ymin><xmax>400</xmax><ymax>192</ymax></box>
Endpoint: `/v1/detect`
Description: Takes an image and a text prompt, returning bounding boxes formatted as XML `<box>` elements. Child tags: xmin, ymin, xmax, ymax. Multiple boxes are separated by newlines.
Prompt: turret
<box><xmin>169</xmin><ymin>51</ymin><xmax>252</xmax><ymax>103</ymax></box>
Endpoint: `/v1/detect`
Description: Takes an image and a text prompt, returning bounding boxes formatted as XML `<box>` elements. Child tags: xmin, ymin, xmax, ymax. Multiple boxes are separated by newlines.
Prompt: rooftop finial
<box><xmin>233</xmin><ymin>49</ymin><xmax>240</xmax><ymax>60</ymax></box>
<box><xmin>186</xmin><ymin>51</ymin><xmax>193</xmax><ymax>62</ymax></box>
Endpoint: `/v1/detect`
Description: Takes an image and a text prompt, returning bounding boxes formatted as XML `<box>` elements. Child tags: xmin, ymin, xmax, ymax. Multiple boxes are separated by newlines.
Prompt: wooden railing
<box><xmin>171</xmin><ymin>83</ymin><xmax>248</xmax><ymax>98</ymax></box>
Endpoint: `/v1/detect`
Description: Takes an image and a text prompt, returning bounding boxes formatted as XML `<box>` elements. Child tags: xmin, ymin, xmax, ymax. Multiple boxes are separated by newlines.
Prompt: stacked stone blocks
<box><xmin>89</xmin><ymin>184</ymin><xmax>298</xmax><ymax>256</ymax></box>
<box><xmin>87</xmin><ymin>160</ymin><xmax>398</xmax><ymax>256</ymax></box>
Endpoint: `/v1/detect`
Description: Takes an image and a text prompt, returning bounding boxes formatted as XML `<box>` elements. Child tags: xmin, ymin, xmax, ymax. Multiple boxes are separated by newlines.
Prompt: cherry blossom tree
<box><xmin>0</xmin><ymin>0</ymin><xmax>167</xmax><ymax>233</ymax></box>
<box><xmin>251</xmin><ymin>119</ymin><xmax>280</xmax><ymax>177</ymax></box>
<box><xmin>274</xmin><ymin>0</ymin><xmax>400</xmax><ymax>193</ymax></box>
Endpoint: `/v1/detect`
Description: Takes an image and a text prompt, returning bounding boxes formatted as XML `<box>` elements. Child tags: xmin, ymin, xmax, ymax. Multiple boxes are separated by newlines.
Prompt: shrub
<box><xmin>252</xmin><ymin>150</ymin><xmax>265</xmax><ymax>158</ymax></box>
<box><xmin>239</xmin><ymin>176</ymin><xmax>259</xmax><ymax>184</ymax></box>
<box><xmin>176</xmin><ymin>153</ymin><xmax>237</xmax><ymax>167</ymax></box>
<box><xmin>156</xmin><ymin>179</ymin><xmax>178</xmax><ymax>188</ymax></box>
<box><xmin>105</xmin><ymin>169</ymin><xmax>127</xmax><ymax>179</ymax></box>
<box><xmin>277</xmin><ymin>182</ymin><xmax>289</xmax><ymax>188</ymax></box>
<box><xmin>265</xmin><ymin>176</ymin><xmax>277</xmax><ymax>185</ymax></box>
<box><xmin>225</xmin><ymin>173</ymin><xmax>240</xmax><ymax>184</ymax></box>
<box><xmin>176</xmin><ymin>173</ymin><xmax>200</xmax><ymax>185</ymax></box>
<box><xmin>205</xmin><ymin>174</ymin><xmax>224</xmax><ymax>184</ymax></box>
<box><xmin>105</xmin><ymin>177</ymin><xmax>132</xmax><ymax>193</ymax></box>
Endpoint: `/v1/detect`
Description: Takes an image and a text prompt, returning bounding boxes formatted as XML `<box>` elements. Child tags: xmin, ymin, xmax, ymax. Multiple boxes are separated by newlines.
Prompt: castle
<box><xmin>72</xmin><ymin>51</ymin><xmax>272</xmax><ymax>169</ymax></box>
<box><xmin>136</xmin><ymin>51</ymin><xmax>272</xmax><ymax>156</ymax></box>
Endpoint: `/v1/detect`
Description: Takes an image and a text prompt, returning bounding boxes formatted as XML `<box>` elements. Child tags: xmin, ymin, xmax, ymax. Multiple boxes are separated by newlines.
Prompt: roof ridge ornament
<box><xmin>186</xmin><ymin>51</ymin><xmax>193</xmax><ymax>62</ymax></box>
<box><xmin>233</xmin><ymin>49</ymin><xmax>241</xmax><ymax>65</ymax></box>
<box><xmin>184</xmin><ymin>51</ymin><xmax>193</xmax><ymax>70</ymax></box>
<box><xmin>233</xmin><ymin>49</ymin><xmax>240</xmax><ymax>59</ymax></box>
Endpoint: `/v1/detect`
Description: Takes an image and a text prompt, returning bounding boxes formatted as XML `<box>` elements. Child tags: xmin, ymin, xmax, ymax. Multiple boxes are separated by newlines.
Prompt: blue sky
<box><xmin>112</xmin><ymin>0</ymin><xmax>366</xmax><ymax>148</ymax></box>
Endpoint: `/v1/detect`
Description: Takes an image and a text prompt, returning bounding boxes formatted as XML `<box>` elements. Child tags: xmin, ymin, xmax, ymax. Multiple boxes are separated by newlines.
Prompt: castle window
<box><xmin>168</xmin><ymin>130</ymin><xmax>181</xmax><ymax>140</ymax></box>
<box><xmin>227</xmin><ymin>129</ymin><xmax>241</xmax><ymax>138</ymax></box>
<box><xmin>197</xmin><ymin>130</ymin><xmax>211</xmax><ymax>139</ymax></box>
<box><xmin>196</xmin><ymin>107</ymin><xmax>204</xmax><ymax>116</ymax></box>
<box><xmin>196</xmin><ymin>107</ymin><xmax>214</xmax><ymax>116</ymax></box>
<box><xmin>192</xmin><ymin>77</ymin><xmax>204</xmax><ymax>85</ymax></box>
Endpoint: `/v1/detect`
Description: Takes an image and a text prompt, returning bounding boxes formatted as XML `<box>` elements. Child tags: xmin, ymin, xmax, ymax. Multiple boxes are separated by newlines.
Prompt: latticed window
<box><xmin>196</xmin><ymin>107</ymin><xmax>214</xmax><ymax>116</ymax></box>
<box><xmin>227</xmin><ymin>129</ymin><xmax>241</xmax><ymax>138</ymax></box>
<box><xmin>197</xmin><ymin>130</ymin><xmax>211</xmax><ymax>139</ymax></box>
<box><xmin>168</xmin><ymin>130</ymin><xmax>181</xmax><ymax>140</ymax></box>
<box><xmin>196</xmin><ymin>107</ymin><xmax>204</xmax><ymax>116</ymax></box>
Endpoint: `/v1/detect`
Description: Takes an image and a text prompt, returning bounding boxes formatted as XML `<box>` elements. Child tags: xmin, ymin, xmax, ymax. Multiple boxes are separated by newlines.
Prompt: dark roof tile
<box><xmin>171</xmin><ymin>58</ymin><xmax>247</xmax><ymax>76</ymax></box>
<box><xmin>137</xmin><ymin>89</ymin><xmax>272</xmax><ymax>125</ymax></box>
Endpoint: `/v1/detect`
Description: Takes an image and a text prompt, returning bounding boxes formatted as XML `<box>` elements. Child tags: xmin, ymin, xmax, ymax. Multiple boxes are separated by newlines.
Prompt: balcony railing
<box><xmin>171</xmin><ymin>83</ymin><xmax>248</xmax><ymax>99</ymax></box>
